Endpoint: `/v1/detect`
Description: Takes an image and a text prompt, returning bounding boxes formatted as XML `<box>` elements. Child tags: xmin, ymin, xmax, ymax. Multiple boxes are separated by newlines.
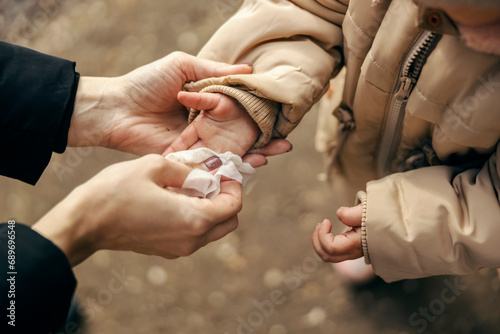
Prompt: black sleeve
<box><xmin>0</xmin><ymin>41</ymin><xmax>80</xmax><ymax>185</ymax></box>
<box><xmin>0</xmin><ymin>222</ymin><xmax>77</xmax><ymax>334</ymax></box>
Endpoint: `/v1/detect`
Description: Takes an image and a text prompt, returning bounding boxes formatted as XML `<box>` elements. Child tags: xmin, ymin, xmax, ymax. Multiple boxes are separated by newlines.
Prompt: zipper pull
<box><xmin>395</xmin><ymin>77</ymin><xmax>416</xmax><ymax>101</ymax></box>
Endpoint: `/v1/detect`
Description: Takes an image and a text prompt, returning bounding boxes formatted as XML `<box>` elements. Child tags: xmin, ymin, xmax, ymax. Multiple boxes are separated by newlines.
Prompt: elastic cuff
<box><xmin>356</xmin><ymin>190</ymin><xmax>370</xmax><ymax>264</ymax></box>
<box><xmin>187</xmin><ymin>85</ymin><xmax>280</xmax><ymax>149</ymax></box>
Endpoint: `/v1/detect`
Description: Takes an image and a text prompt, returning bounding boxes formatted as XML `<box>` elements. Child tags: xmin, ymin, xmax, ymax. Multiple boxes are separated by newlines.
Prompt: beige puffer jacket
<box><xmin>186</xmin><ymin>0</ymin><xmax>500</xmax><ymax>282</ymax></box>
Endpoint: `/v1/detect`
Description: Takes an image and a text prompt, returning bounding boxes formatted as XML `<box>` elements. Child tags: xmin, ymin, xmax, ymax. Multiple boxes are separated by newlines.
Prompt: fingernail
<box><xmin>204</xmin><ymin>156</ymin><xmax>222</xmax><ymax>171</ymax></box>
<box><xmin>239</xmin><ymin>62</ymin><xmax>253</xmax><ymax>67</ymax></box>
<box><xmin>336</xmin><ymin>208</ymin><xmax>342</xmax><ymax>218</ymax></box>
<box><xmin>288</xmin><ymin>144</ymin><xmax>293</xmax><ymax>152</ymax></box>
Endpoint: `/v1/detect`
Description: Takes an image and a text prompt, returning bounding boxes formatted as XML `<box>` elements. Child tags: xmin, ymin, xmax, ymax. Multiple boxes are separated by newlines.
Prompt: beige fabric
<box><xmin>366</xmin><ymin>146</ymin><xmax>500</xmax><ymax>281</ymax></box>
<box><xmin>185</xmin><ymin>0</ymin><xmax>345</xmax><ymax>142</ymax></box>
<box><xmin>192</xmin><ymin>0</ymin><xmax>500</xmax><ymax>282</ymax></box>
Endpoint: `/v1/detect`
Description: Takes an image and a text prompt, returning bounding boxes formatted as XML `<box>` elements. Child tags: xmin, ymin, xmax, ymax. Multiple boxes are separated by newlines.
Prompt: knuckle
<box><xmin>188</xmin><ymin>218</ymin><xmax>210</xmax><ymax>236</ymax></box>
<box><xmin>170</xmin><ymin>51</ymin><xmax>186</xmax><ymax>61</ymax></box>
<box><xmin>143</xmin><ymin>154</ymin><xmax>167</xmax><ymax>170</ymax></box>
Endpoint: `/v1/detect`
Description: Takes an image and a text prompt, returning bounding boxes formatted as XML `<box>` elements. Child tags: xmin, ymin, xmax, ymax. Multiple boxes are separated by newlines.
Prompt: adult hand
<box><xmin>32</xmin><ymin>155</ymin><xmax>242</xmax><ymax>266</ymax></box>
<box><xmin>67</xmin><ymin>52</ymin><xmax>253</xmax><ymax>156</ymax></box>
<box><xmin>312</xmin><ymin>204</ymin><xmax>363</xmax><ymax>263</ymax></box>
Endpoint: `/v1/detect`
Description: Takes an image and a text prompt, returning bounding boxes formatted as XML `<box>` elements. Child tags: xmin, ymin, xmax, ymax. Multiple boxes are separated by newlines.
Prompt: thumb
<box><xmin>218</xmin><ymin>177</ymin><xmax>242</xmax><ymax>203</ymax></box>
<box><xmin>198</xmin><ymin>179</ymin><xmax>242</xmax><ymax>224</ymax></box>
<box><xmin>184</xmin><ymin>55</ymin><xmax>252</xmax><ymax>81</ymax></box>
<box><xmin>148</xmin><ymin>156</ymin><xmax>191</xmax><ymax>188</ymax></box>
<box><xmin>178</xmin><ymin>91</ymin><xmax>222</xmax><ymax>111</ymax></box>
<box><xmin>336</xmin><ymin>204</ymin><xmax>363</xmax><ymax>227</ymax></box>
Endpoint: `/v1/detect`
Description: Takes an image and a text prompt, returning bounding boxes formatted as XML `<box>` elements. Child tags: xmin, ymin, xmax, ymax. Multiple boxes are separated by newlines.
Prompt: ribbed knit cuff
<box><xmin>188</xmin><ymin>85</ymin><xmax>280</xmax><ymax>149</ymax></box>
<box><xmin>356</xmin><ymin>191</ymin><xmax>370</xmax><ymax>264</ymax></box>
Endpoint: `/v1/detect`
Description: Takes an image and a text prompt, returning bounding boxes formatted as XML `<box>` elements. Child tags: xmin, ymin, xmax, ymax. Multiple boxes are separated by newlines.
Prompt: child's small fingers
<box><xmin>178</xmin><ymin>91</ymin><xmax>222</xmax><ymax>111</ymax></box>
<box><xmin>312</xmin><ymin>223</ymin><xmax>321</xmax><ymax>244</ymax></box>
<box><xmin>336</xmin><ymin>204</ymin><xmax>363</xmax><ymax>227</ymax></box>
<box><xmin>312</xmin><ymin>223</ymin><xmax>322</xmax><ymax>248</ymax></box>
<box><xmin>247</xmin><ymin>139</ymin><xmax>292</xmax><ymax>156</ymax></box>
<box><xmin>332</xmin><ymin>230</ymin><xmax>363</xmax><ymax>262</ymax></box>
<box><xmin>319</xmin><ymin>219</ymin><xmax>333</xmax><ymax>234</ymax></box>
<box><xmin>312</xmin><ymin>224</ymin><xmax>331</xmax><ymax>261</ymax></box>
<box><xmin>317</xmin><ymin>227</ymin><xmax>337</xmax><ymax>255</ymax></box>
<box><xmin>242</xmin><ymin>154</ymin><xmax>268</xmax><ymax>168</ymax></box>
<box><xmin>318</xmin><ymin>225</ymin><xmax>360</xmax><ymax>256</ymax></box>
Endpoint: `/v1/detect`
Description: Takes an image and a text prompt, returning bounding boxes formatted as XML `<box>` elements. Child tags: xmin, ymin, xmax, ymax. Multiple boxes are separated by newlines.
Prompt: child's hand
<box><xmin>164</xmin><ymin>92</ymin><xmax>260</xmax><ymax>157</ymax></box>
<box><xmin>312</xmin><ymin>204</ymin><xmax>363</xmax><ymax>262</ymax></box>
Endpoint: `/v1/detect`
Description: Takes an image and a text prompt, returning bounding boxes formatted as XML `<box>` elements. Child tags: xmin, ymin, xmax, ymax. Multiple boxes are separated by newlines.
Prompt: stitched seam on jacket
<box><xmin>416</xmin><ymin>89</ymin><xmax>497</xmax><ymax>136</ymax></box>
<box><xmin>368</xmin><ymin>51</ymin><xmax>393</xmax><ymax>74</ymax></box>
<box><xmin>346</xmin><ymin>9</ymin><xmax>373</xmax><ymax>39</ymax></box>
<box><xmin>414</xmin><ymin>87</ymin><xmax>446</xmax><ymax>106</ymax></box>
<box><xmin>360</xmin><ymin>72</ymin><xmax>391</xmax><ymax>94</ymax></box>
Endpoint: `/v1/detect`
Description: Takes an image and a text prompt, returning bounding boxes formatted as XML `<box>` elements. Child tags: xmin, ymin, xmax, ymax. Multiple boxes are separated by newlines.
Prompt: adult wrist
<box><xmin>54</xmin><ymin>72</ymin><xmax>80</xmax><ymax>153</ymax></box>
<box><xmin>68</xmin><ymin>76</ymin><xmax>121</xmax><ymax>148</ymax></box>
<box><xmin>32</xmin><ymin>185</ymin><xmax>98</xmax><ymax>266</ymax></box>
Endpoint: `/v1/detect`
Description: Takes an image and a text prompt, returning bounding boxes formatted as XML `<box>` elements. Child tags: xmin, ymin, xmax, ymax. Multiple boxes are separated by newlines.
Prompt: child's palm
<box><xmin>165</xmin><ymin>92</ymin><xmax>259</xmax><ymax>156</ymax></box>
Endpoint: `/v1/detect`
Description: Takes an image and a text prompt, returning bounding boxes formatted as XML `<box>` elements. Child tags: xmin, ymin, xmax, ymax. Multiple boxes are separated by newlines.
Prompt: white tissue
<box><xmin>165</xmin><ymin>148</ymin><xmax>255</xmax><ymax>199</ymax></box>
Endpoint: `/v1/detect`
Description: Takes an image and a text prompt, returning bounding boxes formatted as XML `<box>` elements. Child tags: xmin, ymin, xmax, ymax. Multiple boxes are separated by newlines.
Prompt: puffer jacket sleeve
<box><xmin>362</xmin><ymin>143</ymin><xmax>500</xmax><ymax>282</ymax></box>
<box><xmin>185</xmin><ymin>0</ymin><xmax>346</xmax><ymax>148</ymax></box>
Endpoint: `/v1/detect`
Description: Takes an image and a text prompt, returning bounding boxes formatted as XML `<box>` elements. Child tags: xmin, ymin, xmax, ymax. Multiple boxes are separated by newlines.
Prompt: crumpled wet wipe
<box><xmin>166</xmin><ymin>148</ymin><xmax>256</xmax><ymax>198</ymax></box>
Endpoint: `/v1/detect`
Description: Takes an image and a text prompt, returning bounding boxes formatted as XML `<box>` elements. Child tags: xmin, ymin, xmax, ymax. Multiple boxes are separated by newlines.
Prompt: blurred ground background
<box><xmin>1</xmin><ymin>0</ymin><xmax>500</xmax><ymax>333</ymax></box>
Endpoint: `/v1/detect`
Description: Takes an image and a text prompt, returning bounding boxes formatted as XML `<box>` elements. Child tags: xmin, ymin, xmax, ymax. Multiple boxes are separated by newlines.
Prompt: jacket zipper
<box><xmin>376</xmin><ymin>31</ymin><xmax>441</xmax><ymax>177</ymax></box>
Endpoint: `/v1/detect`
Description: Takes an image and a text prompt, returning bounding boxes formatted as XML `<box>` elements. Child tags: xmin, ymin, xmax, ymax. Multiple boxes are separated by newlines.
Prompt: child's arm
<box><xmin>182</xmin><ymin>0</ymin><xmax>346</xmax><ymax>149</ymax></box>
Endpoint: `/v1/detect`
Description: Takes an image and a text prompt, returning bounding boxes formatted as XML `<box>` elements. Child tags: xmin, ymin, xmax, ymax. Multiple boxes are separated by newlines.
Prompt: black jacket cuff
<box><xmin>0</xmin><ymin>222</ymin><xmax>77</xmax><ymax>334</ymax></box>
<box><xmin>0</xmin><ymin>42</ymin><xmax>79</xmax><ymax>185</ymax></box>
